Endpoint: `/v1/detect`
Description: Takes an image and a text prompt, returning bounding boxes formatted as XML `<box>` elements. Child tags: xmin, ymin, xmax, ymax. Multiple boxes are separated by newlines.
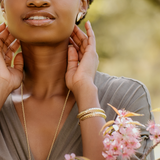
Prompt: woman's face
<box><xmin>2</xmin><ymin>0</ymin><xmax>85</xmax><ymax>44</ymax></box>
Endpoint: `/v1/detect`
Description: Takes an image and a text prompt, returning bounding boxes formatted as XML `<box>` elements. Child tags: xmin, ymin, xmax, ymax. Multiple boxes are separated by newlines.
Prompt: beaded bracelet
<box><xmin>77</xmin><ymin>108</ymin><xmax>105</xmax><ymax>119</ymax></box>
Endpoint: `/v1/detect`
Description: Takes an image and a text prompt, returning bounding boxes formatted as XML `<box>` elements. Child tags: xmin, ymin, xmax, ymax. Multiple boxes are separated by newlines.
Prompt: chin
<box><xmin>9</xmin><ymin>28</ymin><xmax>71</xmax><ymax>45</ymax></box>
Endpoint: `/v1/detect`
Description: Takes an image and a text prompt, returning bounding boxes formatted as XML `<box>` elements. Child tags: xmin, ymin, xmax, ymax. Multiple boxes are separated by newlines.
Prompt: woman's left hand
<box><xmin>65</xmin><ymin>21</ymin><xmax>99</xmax><ymax>94</ymax></box>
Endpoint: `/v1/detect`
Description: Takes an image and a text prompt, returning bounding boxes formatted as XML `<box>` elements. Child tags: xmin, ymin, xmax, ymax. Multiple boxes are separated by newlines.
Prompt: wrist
<box><xmin>72</xmin><ymin>80</ymin><xmax>97</xmax><ymax>98</ymax></box>
<box><xmin>72</xmin><ymin>81</ymin><xmax>100</xmax><ymax>112</ymax></box>
<box><xmin>0</xmin><ymin>78</ymin><xmax>12</xmax><ymax>93</ymax></box>
<box><xmin>0</xmin><ymin>79</ymin><xmax>12</xmax><ymax>109</ymax></box>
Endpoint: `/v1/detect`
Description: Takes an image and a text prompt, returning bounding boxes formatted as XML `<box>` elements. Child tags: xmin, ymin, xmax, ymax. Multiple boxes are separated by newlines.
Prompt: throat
<box><xmin>21</xmin><ymin>40</ymin><xmax>69</xmax><ymax>91</ymax></box>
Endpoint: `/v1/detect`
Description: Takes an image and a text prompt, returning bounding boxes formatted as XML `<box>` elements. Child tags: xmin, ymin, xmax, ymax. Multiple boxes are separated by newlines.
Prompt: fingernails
<box><xmin>6</xmin><ymin>26</ymin><xmax>9</xmax><ymax>31</ymax></box>
<box><xmin>68</xmin><ymin>44</ymin><xmax>74</xmax><ymax>48</ymax></box>
<box><xmin>0</xmin><ymin>22</ymin><xmax>5</xmax><ymax>26</ymax></box>
<box><xmin>87</xmin><ymin>20</ymin><xmax>91</xmax><ymax>26</ymax></box>
<box><xmin>16</xmin><ymin>39</ymin><xmax>20</xmax><ymax>44</ymax></box>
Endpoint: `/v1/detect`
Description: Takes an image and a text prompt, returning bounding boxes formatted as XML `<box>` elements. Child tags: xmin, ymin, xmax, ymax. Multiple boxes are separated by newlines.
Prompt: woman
<box><xmin>0</xmin><ymin>0</ymin><xmax>154</xmax><ymax>159</ymax></box>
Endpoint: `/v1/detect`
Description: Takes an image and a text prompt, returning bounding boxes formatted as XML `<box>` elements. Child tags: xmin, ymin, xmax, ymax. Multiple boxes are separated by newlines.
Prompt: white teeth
<box><xmin>28</xmin><ymin>16</ymin><xmax>50</xmax><ymax>20</ymax></box>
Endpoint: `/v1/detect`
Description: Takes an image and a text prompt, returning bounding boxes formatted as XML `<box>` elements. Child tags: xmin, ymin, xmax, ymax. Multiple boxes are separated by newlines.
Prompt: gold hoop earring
<box><xmin>77</xmin><ymin>12</ymin><xmax>83</xmax><ymax>22</ymax></box>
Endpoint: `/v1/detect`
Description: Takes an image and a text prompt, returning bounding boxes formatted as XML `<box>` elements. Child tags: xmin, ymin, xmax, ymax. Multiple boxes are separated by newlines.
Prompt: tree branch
<box><xmin>141</xmin><ymin>141</ymin><xmax>160</xmax><ymax>160</ymax></box>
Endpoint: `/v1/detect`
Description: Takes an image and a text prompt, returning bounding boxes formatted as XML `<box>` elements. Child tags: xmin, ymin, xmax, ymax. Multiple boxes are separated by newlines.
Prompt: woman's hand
<box><xmin>65</xmin><ymin>21</ymin><xmax>99</xmax><ymax>95</ymax></box>
<box><xmin>0</xmin><ymin>23</ymin><xmax>23</xmax><ymax>92</ymax></box>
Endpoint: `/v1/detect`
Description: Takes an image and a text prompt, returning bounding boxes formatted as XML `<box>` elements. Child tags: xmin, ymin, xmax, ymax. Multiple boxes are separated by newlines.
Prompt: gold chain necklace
<box><xmin>21</xmin><ymin>83</ymin><xmax>70</xmax><ymax>160</ymax></box>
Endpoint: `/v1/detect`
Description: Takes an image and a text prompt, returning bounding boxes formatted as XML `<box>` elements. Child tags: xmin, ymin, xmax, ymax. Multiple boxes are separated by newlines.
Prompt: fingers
<box><xmin>67</xmin><ymin>46</ymin><xmax>78</xmax><ymax>72</ymax></box>
<box><xmin>0</xmin><ymin>49</ymin><xmax>7</xmax><ymax>68</ymax></box>
<box><xmin>0</xmin><ymin>24</ymin><xmax>16</xmax><ymax>50</ymax></box>
<box><xmin>4</xmin><ymin>39</ymin><xmax>20</xmax><ymax>67</ymax></box>
<box><xmin>0</xmin><ymin>23</ymin><xmax>8</xmax><ymax>65</ymax></box>
<box><xmin>4</xmin><ymin>55</ymin><xmax>12</xmax><ymax>67</ymax></box>
<box><xmin>0</xmin><ymin>27</ymin><xmax>9</xmax><ymax>44</ymax></box>
<box><xmin>9</xmin><ymin>39</ymin><xmax>20</xmax><ymax>52</ymax></box>
<box><xmin>5</xmin><ymin>34</ymin><xmax>16</xmax><ymax>47</ymax></box>
<box><xmin>0</xmin><ymin>23</ymin><xmax>18</xmax><ymax>64</ymax></box>
<box><xmin>14</xmin><ymin>52</ymin><xmax>23</xmax><ymax>72</ymax></box>
<box><xmin>5</xmin><ymin>39</ymin><xmax>20</xmax><ymax>60</ymax></box>
<box><xmin>71</xmin><ymin>25</ymin><xmax>87</xmax><ymax>46</ymax></box>
<box><xmin>70</xmin><ymin>21</ymin><xmax>96</xmax><ymax>56</ymax></box>
<box><xmin>0</xmin><ymin>22</ymin><xmax>6</xmax><ymax>33</ymax></box>
<box><xmin>69</xmin><ymin>37</ymin><xmax>79</xmax><ymax>51</ymax></box>
<box><xmin>70</xmin><ymin>25</ymin><xmax>88</xmax><ymax>54</ymax></box>
<box><xmin>85</xmin><ymin>21</ymin><xmax>96</xmax><ymax>47</ymax></box>
<box><xmin>69</xmin><ymin>37</ymin><xmax>83</xmax><ymax>61</ymax></box>
<box><xmin>2</xmin><ymin>34</ymin><xmax>16</xmax><ymax>54</ymax></box>
<box><xmin>0</xmin><ymin>28</ymin><xmax>9</xmax><ymax>55</ymax></box>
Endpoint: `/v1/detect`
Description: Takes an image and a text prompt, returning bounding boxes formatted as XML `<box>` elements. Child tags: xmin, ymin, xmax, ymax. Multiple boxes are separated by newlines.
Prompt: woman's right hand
<box><xmin>0</xmin><ymin>22</ymin><xmax>23</xmax><ymax>92</ymax></box>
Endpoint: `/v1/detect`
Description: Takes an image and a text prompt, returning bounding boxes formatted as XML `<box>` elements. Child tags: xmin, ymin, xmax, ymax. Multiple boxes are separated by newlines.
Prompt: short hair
<box><xmin>89</xmin><ymin>0</ymin><xmax>94</xmax><ymax>4</ymax></box>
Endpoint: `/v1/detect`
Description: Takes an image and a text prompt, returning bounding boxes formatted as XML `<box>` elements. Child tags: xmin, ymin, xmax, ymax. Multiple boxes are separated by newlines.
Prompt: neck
<box><xmin>21</xmin><ymin>40</ymin><xmax>69</xmax><ymax>99</ymax></box>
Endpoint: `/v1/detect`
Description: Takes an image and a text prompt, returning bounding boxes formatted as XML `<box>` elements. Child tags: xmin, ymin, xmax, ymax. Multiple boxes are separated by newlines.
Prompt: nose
<box><xmin>27</xmin><ymin>0</ymin><xmax>51</xmax><ymax>7</ymax></box>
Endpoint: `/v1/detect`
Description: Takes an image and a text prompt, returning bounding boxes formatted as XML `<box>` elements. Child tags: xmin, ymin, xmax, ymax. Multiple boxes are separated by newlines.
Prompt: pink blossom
<box><xmin>64</xmin><ymin>153</ymin><xmax>76</xmax><ymax>160</ymax></box>
<box><xmin>102</xmin><ymin>151</ymin><xmax>117</xmax><ymax>160</ymax></box>
<box><xmin>147</xmin><ymin>121</ymin><xmax>160</xmax><ymax>143</ymax></box>
<box><xmin>121</xmin><ymin>148</ymin><xmax>133</xmax><ymax>160</ymax></box>
<box><xmin>102</xmin><ymin>107</ymin><xmax>142</xmax><ymax>160</ymax></box>
<box><xmin>118</xmin><ymin>109</ymin><xmax>128</xmax><ymax>117</ymax></box>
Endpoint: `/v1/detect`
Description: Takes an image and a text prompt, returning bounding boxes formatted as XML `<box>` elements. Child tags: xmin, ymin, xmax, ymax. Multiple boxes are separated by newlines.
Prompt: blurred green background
<box><xmin>0</xmin><ymin>0</ymin><xmax>160</xmax><ymax>158</ymax></box>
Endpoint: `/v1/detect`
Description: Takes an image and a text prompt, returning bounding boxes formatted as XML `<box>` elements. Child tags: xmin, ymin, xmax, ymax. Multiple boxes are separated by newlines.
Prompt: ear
<box><xmin>1</xmin><ymin>0</ymin><xmax>7</xmax><ymax>21</ymax></box>
<box><xmin>1</xmin><ymin>0</ymin><xmax>5</xmax><ymax>12</ymax></box>
<box><xmin>79</xmin><ymin>0</ymin><xmax>89</xmax><ymax>15</ymax></box>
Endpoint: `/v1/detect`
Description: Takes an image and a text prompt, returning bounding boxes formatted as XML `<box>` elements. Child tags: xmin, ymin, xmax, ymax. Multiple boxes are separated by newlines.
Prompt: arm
<box><xmin>74</xmin><ymin>81</ymin><xmax>106</xmax><ymax>160</ymax></box>
<box><xmin>66</xmin><ymin>21</ymin><xmax>105</xmax><ymax>160</ymax></box>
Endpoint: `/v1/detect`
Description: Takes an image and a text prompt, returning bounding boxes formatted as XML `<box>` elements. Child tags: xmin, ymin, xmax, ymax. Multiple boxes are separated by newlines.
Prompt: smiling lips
<box><xmin>23</xmin><ymin>11</ymin><xmax>55</xmax><ymax>26</ymax></box>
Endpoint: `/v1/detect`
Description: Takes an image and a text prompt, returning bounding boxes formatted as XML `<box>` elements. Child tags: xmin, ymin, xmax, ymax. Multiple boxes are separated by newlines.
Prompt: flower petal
<box><xmin>103</xmin><ymin>126</ymin><xmax>114</xmax><ymax>136</ymax></box>
<box><xmin>107</xmin><ymin>103</ymin><xmax>120</xmax><ymax>116</ymax></box>
<box><xmin>152</xmin><ymin>108</ymin><xmax>160</xmax><ymax>112</ymax></box>
<box><xmin>100</xmin><ymin>120</ymin><xmax>115</xmax><ymax>133</ymax></box>
<box><xmin>124</xmin><ymin>112</ymin><xmax>144</xmax><ymax>118</ymax></box>
<box><xmin>127</xmin><ymin>121</ymin><xmax>145</xmax><ymax>127</ymax></box>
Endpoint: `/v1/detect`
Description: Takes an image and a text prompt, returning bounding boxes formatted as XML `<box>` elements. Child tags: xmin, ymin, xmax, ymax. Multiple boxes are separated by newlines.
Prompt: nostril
<box><xmin>28</xmin><ymin>2</ymin><xmax>50</xmax><ymax>7</ymax></box>
<box><xmin>27</xmin><ymin>2</ymin><xmax>37</xmax><ymax>7</ymax></box>
<box><xmin>42</xmin><ymin>3</ymin><xmax>50</xmax><ymax>7</ymax></box>
<box><xmin>29</xmin><ymin>3</ymin><xmax>35</xmax><ymax>6</ymax></box>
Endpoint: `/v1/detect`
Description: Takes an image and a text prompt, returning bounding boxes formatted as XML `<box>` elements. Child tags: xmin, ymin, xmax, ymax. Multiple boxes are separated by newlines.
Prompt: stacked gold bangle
<box><xmin>77</xmin><ymin>108</ymin><xmax>106</xmax><ymax>122</ymax></box>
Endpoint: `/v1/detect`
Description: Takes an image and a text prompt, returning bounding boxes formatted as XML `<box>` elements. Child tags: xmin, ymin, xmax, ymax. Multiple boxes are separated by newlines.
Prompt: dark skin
<box><xmin>0</xmin><ymin>0</ymin><xmax>105</xmax><ymax>160</ymax></box>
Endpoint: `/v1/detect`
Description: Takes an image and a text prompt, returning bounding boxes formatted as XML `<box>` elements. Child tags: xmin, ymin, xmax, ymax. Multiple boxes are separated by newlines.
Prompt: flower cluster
<box><xmin>101</xmin><ymin>104</ymin><xmax>144</xmax><ymax>160</ymax></box>
<box><xmin>64</xmin><ymin>106</ymin><xmax>160</xmax><ymax>160</ymax></box>
<box><xmin>147</xmin><ymin>121</ymin><xmax>160</xmax><ymax>143</ymax></box>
